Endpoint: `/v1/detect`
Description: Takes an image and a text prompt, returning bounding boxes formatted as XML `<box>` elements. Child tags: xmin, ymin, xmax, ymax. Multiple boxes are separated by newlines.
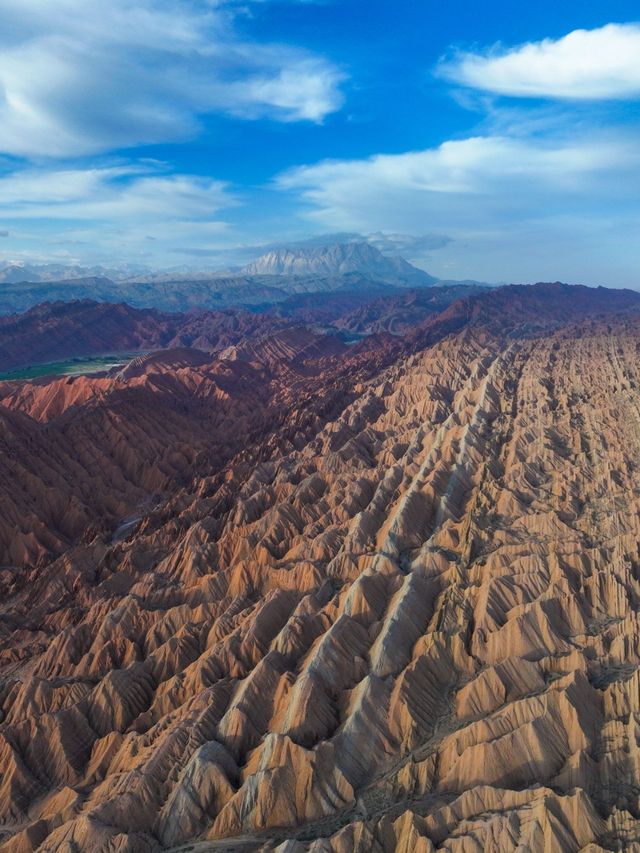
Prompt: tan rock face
<box><xmin>3</xmin><ymin>284</ymin><xmax>640</xmax><ymax>851</ymax></box>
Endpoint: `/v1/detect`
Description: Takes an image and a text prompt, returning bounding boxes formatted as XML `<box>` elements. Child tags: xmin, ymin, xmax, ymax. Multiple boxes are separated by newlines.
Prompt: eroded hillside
<box><xmin>2</xmin><ymin>285</ymin><xmax>640</xmax><ymax>851</ymax></box>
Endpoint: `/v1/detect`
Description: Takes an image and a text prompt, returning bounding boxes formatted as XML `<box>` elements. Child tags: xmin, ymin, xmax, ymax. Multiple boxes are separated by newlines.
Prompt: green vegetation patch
<box><xmin>0</xmin><ymin>352</ymin><xmax>143</xmax><ymax>381</ymax></box>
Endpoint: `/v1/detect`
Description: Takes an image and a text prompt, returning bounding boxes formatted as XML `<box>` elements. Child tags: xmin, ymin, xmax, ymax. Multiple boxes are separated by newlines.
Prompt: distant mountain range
<box><xmin>0</xmin><ymin>242</ymin><xmax>479</xmax><ymax>315</ymax></box>
<box><xmin>0</xmin><ymin>261</ymin><xmax>147</xmax><ymax>284</ymax></box>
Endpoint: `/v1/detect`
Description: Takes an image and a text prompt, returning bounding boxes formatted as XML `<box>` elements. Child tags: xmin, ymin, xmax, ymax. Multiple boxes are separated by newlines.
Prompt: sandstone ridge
<box><xmin>2</xmin><ymin>284</ymin><xmax>640</xmax><ymax>851</ymax></box>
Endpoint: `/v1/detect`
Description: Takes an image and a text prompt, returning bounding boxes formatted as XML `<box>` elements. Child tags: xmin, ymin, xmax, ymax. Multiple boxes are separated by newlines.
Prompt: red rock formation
<box><xmin>0</xmin><ymin>286</ymin><xmax>480</xmax><ymax>373</ymax></box>
<box><xmin>0</xmin><ymin>301</ymin><xmax>176</xmax><ymax>371</ymax></box>
<box><xmin>0</xmin><ymin>300</ymin><xmax>296</xmax><ymax>372</ymax></box>
<box><xmin>2</xmin><ymin>284</ymin><xmax>640</xmax><ymax>851</ymax></box>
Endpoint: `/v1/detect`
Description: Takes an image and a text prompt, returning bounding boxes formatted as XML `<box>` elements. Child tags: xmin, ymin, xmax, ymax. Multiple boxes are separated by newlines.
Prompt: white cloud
<box><xmin>278</xmin><ymin>135</ymin><xmax>640</xmax><ymax>216</ymax></box>
<box><xmin>275</xmin><ymin>134</ymin><xmax>640</xmax><ymax>285</ymax></box>
<box><xmin>365</xmin><ymin>232</ymin><xmax>452</xmax><ymax>256</ymax></box>
<box><xmin>0</xmin><ymin>0</ymin><xmax>345</xmax><ymax>158</ymax></box>
<box><xmin>0</xmin><ymin>164</ymin><xmax>232</xmax><ymax>220</ymax></box>
<box><xmin>440</xmin><ymin>23</ymin><xmax>640</xmax><ymax>100</ymax></box>
<box><xmin>0</xmin><ymin>162</ymin><xmax>236</xmax><ymax>262</ymax></box>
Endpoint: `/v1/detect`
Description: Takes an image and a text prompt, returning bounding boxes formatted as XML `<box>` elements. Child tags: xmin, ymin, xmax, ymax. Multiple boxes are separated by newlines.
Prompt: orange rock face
<box><xmin>3</xmin><ymin>284</ymin><xmax>640</xmax><ymax>851</ymax></box>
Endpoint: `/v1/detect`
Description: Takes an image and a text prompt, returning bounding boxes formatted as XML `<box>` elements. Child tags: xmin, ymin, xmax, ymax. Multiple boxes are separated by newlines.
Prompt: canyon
<box><xmin>1</xmin><ymin>283</ymin><xmax>640</xmax><ymax>851</ymax></box>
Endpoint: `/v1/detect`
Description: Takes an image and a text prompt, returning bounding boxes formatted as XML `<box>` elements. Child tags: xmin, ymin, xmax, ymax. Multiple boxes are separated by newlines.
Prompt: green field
<box><xmin>0</xmin><ymin>352</ymin><xmax>144</xmax><ymax>381</ymax></box>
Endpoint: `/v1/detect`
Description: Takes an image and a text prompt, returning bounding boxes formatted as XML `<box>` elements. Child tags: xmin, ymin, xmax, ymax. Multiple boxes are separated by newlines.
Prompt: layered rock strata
<box><xmin>1</xmin><ymin>285</ymin><xmax>640</xmax><ymax>851</ymax></box>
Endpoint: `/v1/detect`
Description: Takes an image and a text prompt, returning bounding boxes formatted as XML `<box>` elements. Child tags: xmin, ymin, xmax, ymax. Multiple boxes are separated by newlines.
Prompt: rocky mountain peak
<box><xmin>241</xmin><ymin>240</ymin><xmax>437</xmax><ymax>286</ymax></box>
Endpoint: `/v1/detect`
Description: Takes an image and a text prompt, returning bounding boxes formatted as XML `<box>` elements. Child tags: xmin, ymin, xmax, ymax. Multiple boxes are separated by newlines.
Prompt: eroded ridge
<box><xmin>3</xmin><ymin>299</ymin><xmax>640</xmax><ymax>851</ymax></box>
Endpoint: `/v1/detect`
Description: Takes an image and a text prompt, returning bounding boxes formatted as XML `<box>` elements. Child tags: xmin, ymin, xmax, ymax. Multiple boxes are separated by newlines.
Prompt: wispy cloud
<box><xmin>278</xmin><ymin>134</ymin><xmax>640</xmax><ymax>213</ymax></box>
<box><xmin>0</xmin><ymin>0</ymin><xmax>345</xmax><ymax>158</ymax></box>
<box><xmin>0</xmin><ymin>161</ymin><xmax>237</xmax><ymax>262</ymax></box>
<box><xmin>0</xmin><ymin>163</ymin><xmax>234</xmax><ymax>221</ymax></box>
<box><xmin>365</xmin><ymin>232</ymin><xmax>452</xmax><ymax>256</ymax></box>
<box><xmin>439</xmin><ymin>23</ymin><xmax>640</xmax><ymax>100</ymax></box>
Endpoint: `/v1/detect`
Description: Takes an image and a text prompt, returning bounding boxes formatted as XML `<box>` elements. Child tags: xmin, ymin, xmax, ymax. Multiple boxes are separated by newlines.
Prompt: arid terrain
<box><xmin>3</xmin><ymin>283</ymin><xmax>640</xmax><ymax>851</ymax></box>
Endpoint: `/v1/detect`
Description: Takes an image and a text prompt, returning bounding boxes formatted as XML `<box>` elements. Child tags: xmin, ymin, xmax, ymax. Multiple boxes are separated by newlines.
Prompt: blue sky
<box><xmin>0</xmin><ymin>0</ymin><xmax>639</xmax><ymax>285</ymax></box>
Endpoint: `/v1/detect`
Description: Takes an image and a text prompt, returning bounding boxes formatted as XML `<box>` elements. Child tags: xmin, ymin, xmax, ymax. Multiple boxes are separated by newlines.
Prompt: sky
<box><xmin>0</xmin><ymin>0</ymin><xmax>639</xmax><ymax>285</ymax></box>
